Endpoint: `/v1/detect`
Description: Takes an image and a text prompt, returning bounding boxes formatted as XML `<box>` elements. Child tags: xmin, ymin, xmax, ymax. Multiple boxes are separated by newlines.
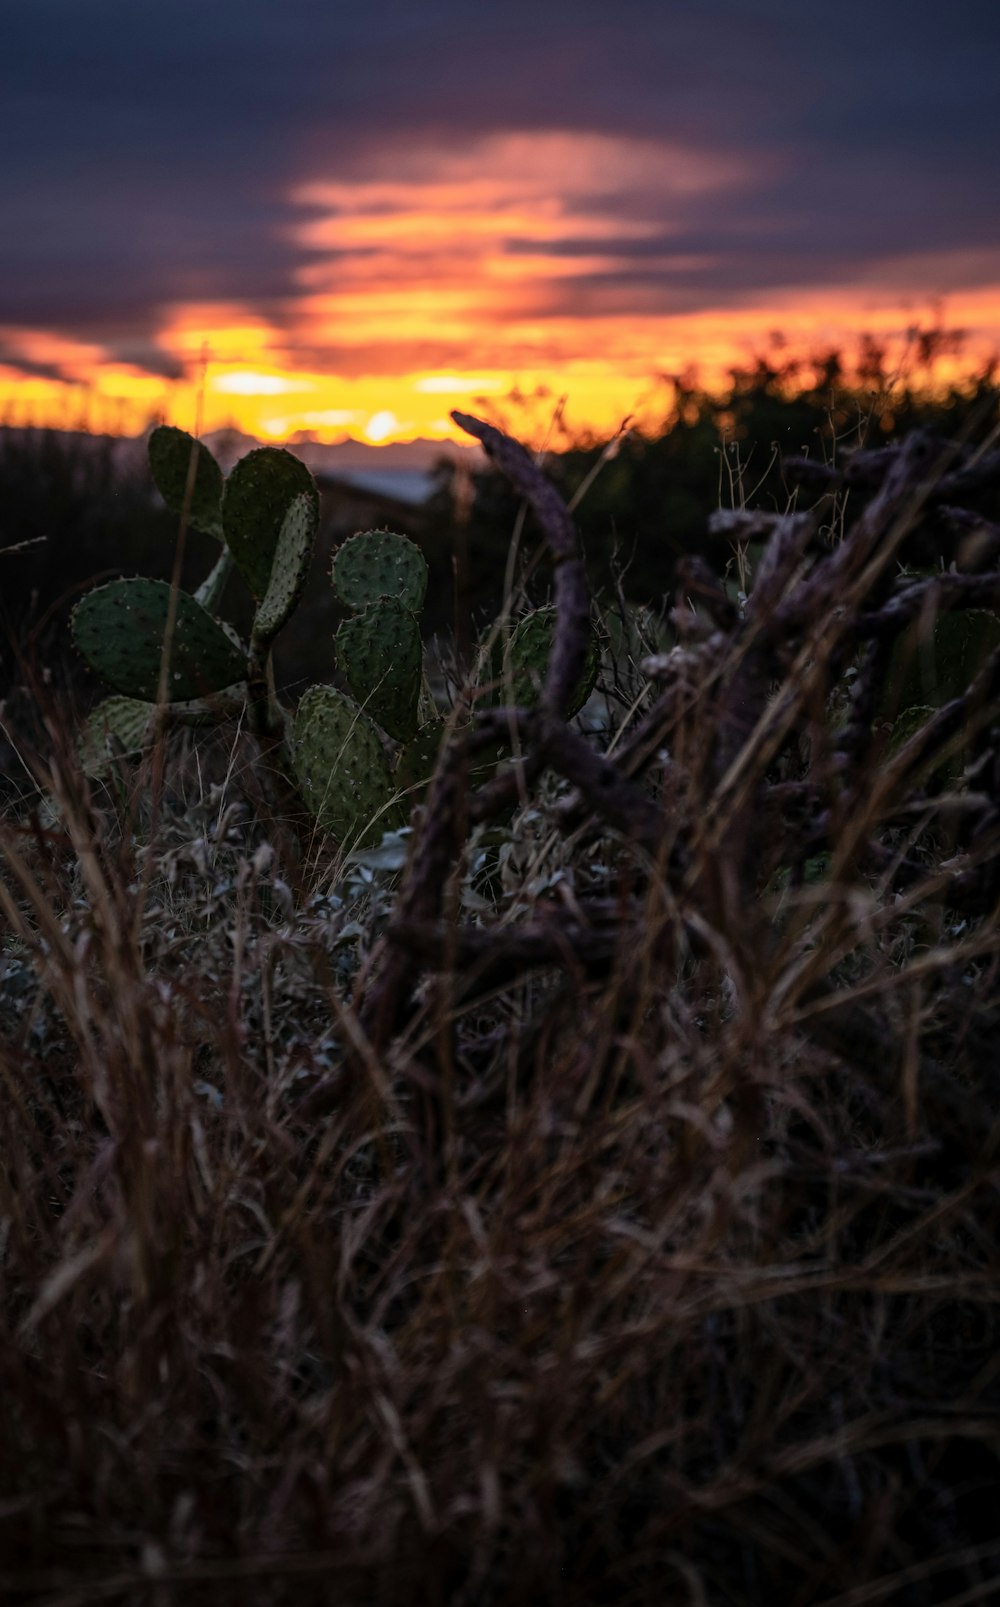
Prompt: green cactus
<box><xmin>292</xmin><ymin>685</ymin><xmax>402</xmax><ymax>846</ymax></box>
<box><xmin>329</xmin><ymin>529</ymin><xmax>429</xmax><ymax>748</ymax></box>
<box><xmin>71</xmin><ymin>577</ymin><xmax>248</xmax><ymax>702</ymax></box>
<box><xmin>223</xmin><ymin>447</ymin><xmax>319</xmax><ymax>600</ymax></box>
<box><xmin>78</xmin><ymin>692</ymin><xmax>225</xmax><ymax>778</ymax></box>
<box><xmin>78</xmin><ymin>696</ymin><xmax>156</xmax><ymax>778</ymax></box>
<box><xmin>252</xmin><ymin>491</ymin><xmax>318</xmax><ymax>646</ymax></box>
<box><xmin>73</xmin><ymin>429</ymin><xmax>597</xmax><ymax>852</ymax></box>
<box><xmin>336</xmin><ymin>598</ymin><xmax>422</xmax><ymax>742</ymax></box>
<box><xmin>73</xmin><ymin>437</ymin><xmax>408</xmax><ymax>847</ymax></box>
<box><xmin>332</xmin><ymin>529</ymin><xmax>428</xmax><ymax>614</ymax></box>
<box><xmin>885</xmin><ymin>608</ymin><xmax>1000</xmax><ymax>717</ymax></box>
<box><xmin>395</xmin><ymin>718</ymin><xmax>447</xmax><ymax>801</ymax></box>
<box><xmin>886</xmin><ymin>703</ymin><xmax>965</xmax><ymax>785</ymax></box>
<box><xmin>394</xmin><ymin>717</ymin><xmax>509</xmax><ymax>806</ymax></box>
<box><xmin>486</xmin><ymin>605</ymin><xmax>600</xmax><ymax>718</ymax></box>
<box><xmin>148</xmin><ymin>425</ymin><xmax>225</xmax><ymax>539</ymax></box>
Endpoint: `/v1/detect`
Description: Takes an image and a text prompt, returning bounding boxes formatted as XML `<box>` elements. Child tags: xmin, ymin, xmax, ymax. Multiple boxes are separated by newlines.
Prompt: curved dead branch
<box><xmin>354</xmin><ymin>415</ymin><xmax>1000</xmax><ymax>1082</ymax></box>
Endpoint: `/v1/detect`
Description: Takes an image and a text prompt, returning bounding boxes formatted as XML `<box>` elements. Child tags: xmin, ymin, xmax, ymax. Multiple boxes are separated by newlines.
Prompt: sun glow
<box><xmin>211</xmin><ymin>371</ymin><xmax>314</xmax><ymax>396</ymax></box>
<box><xmin>1</xmin><ymin>131</ymin><xmax>999</xmax><ymax>444</ymax></box>
<box><xmin>364</xmin><ymin>410</ymin><xmax>402</xmax><ymax>443</ymax></box>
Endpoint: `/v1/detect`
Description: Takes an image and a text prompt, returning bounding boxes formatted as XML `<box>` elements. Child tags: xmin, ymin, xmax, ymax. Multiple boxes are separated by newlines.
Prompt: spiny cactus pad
<box><xmin>292</xmin><ymin>685</ymin><xmax>401</xmax><ymax>846</ymax></box>
<box><xmin>886</xmin><ymin>608</ymin><xmax>1000</xmax><ymax>716</ymax></box>
<box><xmin>332</xmin><ymin>530</ymin><xmax>428</xmax><ymax>614</ymax></box>
<box><xmin>222</xmin><ymin>447</ymin><xmax>319</xmax><ymax>600</ymax></box>
<box><xmin>336</xmin><ymin>599</ymin><xmax>422</xmax><ymax>742</ymax></box>
<box><xmin>395</xmin><ymin>719</ymin><xmax>447</xmax><ymax>800</ymax></box>
<box><xmin>490</xmin><ymin>606</ymin><xmax>600</xmax><ymax>717</ymax></box>
<box><xmin>78</xmin><ymin>696</ymin><xmax>156</xmax><ymax>778</ymax></box>
<box><xmin>148</xmin><ymin>426</ymin><xmax>224</xmax><ymax>539</ymax></box>
<box><xmin>71</xmin><ymin>578</ymin><xmax>248</xmax><ymax>701</ymax></box>
<box><xmin>253</xmin><ymin>491</ymin><xmax>319</xmax><ymax>644</ymax></box>
<box><xmin>887</xmin><ymin>703</ymin><xmax>964</xmax><ymax>783</ymax></box>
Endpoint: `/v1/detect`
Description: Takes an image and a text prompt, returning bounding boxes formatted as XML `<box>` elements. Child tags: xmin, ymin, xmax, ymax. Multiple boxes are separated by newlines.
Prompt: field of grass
<box><xmin>1</xmin><ymin>409</ymin><xmax>999</xmax><ymax>1605</ymax></box>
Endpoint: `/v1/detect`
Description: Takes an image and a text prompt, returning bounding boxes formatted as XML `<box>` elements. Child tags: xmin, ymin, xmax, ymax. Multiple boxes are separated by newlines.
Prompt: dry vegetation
<box><xmin>1</xmin><ymin>411</ymin><xmax>999</xmax><ymax>1605</ymax></box>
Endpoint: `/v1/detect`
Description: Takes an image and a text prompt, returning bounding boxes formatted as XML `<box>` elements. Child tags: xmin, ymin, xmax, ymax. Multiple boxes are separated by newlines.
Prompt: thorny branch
<box><xmin>349</xmin><ymin>417</ymin><xmax>1000</xmax><ymax>1115</ymax></box>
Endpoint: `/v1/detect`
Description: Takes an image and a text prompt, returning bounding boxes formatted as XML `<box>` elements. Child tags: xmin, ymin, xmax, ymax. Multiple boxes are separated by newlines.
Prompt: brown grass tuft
<box><xmin>1</xmin><ymin>421</ymin><xmax>999</xmax><ymax>1605</ymax></box>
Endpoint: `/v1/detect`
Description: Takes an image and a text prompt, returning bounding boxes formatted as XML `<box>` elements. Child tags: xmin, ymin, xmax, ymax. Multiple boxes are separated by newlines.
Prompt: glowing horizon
<box><xmin>2</xmin><ymin>130</ymin><xmax>998</xmax><ymax>447</ymax></box>
<box><xmin>2</xmin><ymin>294</ymin><xmax>996</xmax><ymax>449</ymax></box>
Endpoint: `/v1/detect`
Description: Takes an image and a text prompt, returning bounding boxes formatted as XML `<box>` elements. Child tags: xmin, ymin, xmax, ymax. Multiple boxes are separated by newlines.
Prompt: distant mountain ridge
<box><xmin>1</xmin><ymin>422</ymin><xmax>482</xmax><ymax>507</ymax></box>
<box><xmin>200</xmin><ymin>426</ymin><xmax>480</xmax><ymax>477</ymax></box>
<box><xmin>203</xmin><ymin>428</ymin><xmax>481</xmax><ymax>505</ymax></box>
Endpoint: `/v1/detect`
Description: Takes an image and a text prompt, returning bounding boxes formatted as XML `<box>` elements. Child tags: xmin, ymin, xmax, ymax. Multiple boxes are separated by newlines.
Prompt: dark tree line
<box><xmin>420</xmin><ymin>348</ymin><xmax>1000</xmax><ymax>626</ymax></box>
<box><xmin>2</xmin><ymin>343</ymin><xmax>997</xmax><ymax>689</ymax></box>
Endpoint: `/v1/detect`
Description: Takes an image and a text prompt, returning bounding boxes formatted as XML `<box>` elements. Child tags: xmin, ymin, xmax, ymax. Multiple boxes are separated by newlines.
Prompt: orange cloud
<box><xmin>1</xmin><ymin>132</ymin><xmax>998</xmax><ymax>444</ymax></box>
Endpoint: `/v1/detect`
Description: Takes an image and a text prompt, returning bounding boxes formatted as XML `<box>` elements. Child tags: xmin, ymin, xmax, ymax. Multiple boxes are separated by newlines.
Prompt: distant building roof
<box><xmin>318</xmin><ymin>468</ymin><xmax>438</xmax><ymax>506</ymax></box>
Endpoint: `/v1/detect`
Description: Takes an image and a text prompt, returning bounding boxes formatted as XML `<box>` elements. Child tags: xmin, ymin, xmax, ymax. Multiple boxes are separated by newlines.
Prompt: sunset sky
<box><xmin>3</xmin><ymin>0</ymin><xmax>998</xmax><ymax>446</ymax></box>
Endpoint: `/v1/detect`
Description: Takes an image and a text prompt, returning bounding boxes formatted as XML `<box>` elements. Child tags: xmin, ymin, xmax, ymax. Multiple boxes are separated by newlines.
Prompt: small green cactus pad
<box><xmin>395</xmin><ymin>718</ymin><xmax>511</xmax><ymax>805</ymax></box>
<box><xmin>148</xmin><ymin>426</ymin><xmax>224</xmax><ymax>539</ymax></box>
<box><xmin>71</xmin><ymin>578</ymin><xmax>248</xmax><ymax>701</ymax></box>
<box><xmin>335</xmin><ymin>598</ymin><xmax>422</xmax><ymax>741</ymax></box>
<box><xmin>605</xmin><ymin>603</ymin><xmax>673</xmax><ymax>662</ymax></box>
<box><xmin>487</xmin><ymin>606</ymin><xmax>600</xmax><ymax>718</ymax></box>
<box><xmin>292</xmin><ymin>685</ymin><xmax>402</xmax><ymax>846</ymax></box>
<box><xmin>194</xmin><ymin>547</ymin><xmax>234</xmax><ymax>612</ymax></box>
<box><xmin>78</xmin><ymin>696</ymin><xmax>156</xmax><ymax>778</ymax></box>
<box><xmin>395</xmin><ymin>718</ymin><xmax>447</xmax><ymax>800</ymax></box>
<box><xmin>222</xmin><ymin>447</ymin><xmax>319</xmax><ymax>600</ymax></box>
<box><xmin>887</xmin><ymin>703</ymin><xmax>964</xmax><ymax>783</ymax></box>
<box><xmin>885</xmin><ymin>608</ymin><xmax>1000</xmax><ymax>716</ymax></box>
<box><xmin>331</xmin><ymin>529</ymin><xmax>428</xmax><ymax>614</ymax></box>
<box><xmin>253</xmin><ymin>491</ymin><xmax>319</xmax><ymax>643</ymax></box>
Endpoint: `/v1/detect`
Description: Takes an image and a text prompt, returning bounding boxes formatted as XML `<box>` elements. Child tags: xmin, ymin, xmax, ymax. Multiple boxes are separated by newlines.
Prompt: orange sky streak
<box><xmin>2</xmin><ymin>132</ymin><xmax>997</xmax><ymax>445</ymax></box>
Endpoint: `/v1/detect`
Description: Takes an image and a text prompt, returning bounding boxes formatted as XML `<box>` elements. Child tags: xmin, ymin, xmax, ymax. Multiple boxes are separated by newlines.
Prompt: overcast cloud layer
<box><xmin>2</xmin><ymin>0</ymin><xmax>998</xmax><ymax>385</ymax></box>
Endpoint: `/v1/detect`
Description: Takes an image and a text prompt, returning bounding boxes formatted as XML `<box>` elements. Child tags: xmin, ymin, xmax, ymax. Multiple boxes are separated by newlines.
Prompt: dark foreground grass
<box><xmin>1</xmin><ymin>419</ymin><xmax>999</xmax><ymax>1606</ymax></box>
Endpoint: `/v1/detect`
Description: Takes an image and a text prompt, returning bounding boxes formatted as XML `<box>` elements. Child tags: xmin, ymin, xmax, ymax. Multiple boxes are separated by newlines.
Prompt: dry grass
<box><xmin>1</xmin><ymin>423</ymin><xmax>999</xmax><ymax>1606</ymax></box>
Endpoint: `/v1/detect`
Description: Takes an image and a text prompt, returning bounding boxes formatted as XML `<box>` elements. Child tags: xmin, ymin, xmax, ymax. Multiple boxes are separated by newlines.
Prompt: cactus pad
<box><xmin>332</xmin><ymin>529</ymin><xmax>428</xmax><ymax>614</ymax></box>
<box><xmin>71</xmin><ymin>578</ymin><xmax>248</xmax><ymax>701</ymax></box>
<box><xmin>886</xmin><ymin>608</ymin><xmax>1000</xmax><ymax>716</ymax></box>
<box><xmin>292</xmin><ymin>685</ymin><xmax>402</xmax><ymax>846</ymax></box>
<box><xmin>253</xmin><ymin>491</ymin><xmax>318</xmax><ymax>644</ymax></box>
<box><xmin>78</xmin><ymin>696</ymin><xmax>156</xmax><ymax>778</ymax></box>
<box><xmin>887</xmin><ymin>703</ymin><xmax>964</xmax><ymax>784</ymax></box>
<box><xmin>222</xmin><ymin>447</ymin><xmax>319</xmax><ymax>599</ymax></box>
<box><xmin>148</xmin><ymin>426</ymin><xmax>224</xmax><ymax>539</ymax></box>
<box><xmin>335</xmin><ymin>598</ymin><xmax>422</xmax><ymax>741</ymax></box>
<box><xmin>395</xmin><ymin>719</ymin><xmax>447</xmax><ymax>800</ymax></box>
<box><xmin>488</xmin><ymin>606</ymin><xmax>600</xmax><ymax>717</ymax></box>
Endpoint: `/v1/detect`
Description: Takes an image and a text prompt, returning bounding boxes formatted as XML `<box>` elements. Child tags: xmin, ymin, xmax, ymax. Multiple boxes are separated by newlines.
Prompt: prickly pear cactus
<box><xmin>394</xmin><ymin>718</ymin><xmax>507</xmax><ymax>804</ymax></box>
<box><xmin>332</xmin><ymin>529</ymin><xmax>428</xmax><ymax>614</ymax></box>
<box><xmin>78</xmin><ymin>696</ymin><xmax>156</xmax><ymax>778</ymax></box>
<box><xmin>75</xmin><ymin>429</ymin><xmax>612</xmax><ymax>851</ymax></box>
<box><xmin>488</xmin><ymin>605</ymin><xmax>600</xmax><ymax>718</ymax></box>
<box><xmin>885</xmin><ymin>608</ymin><xmax>1000</xmax><ymax>716</ymax></box>
<box><xmin>328</xmin><ymin>529</ymin><xmax>429</xmax><ymax>745</ymax></box>
<box><xmin>72</xmin><ymin>433</ymin><xmax>439</xmax><ymax>848</ymax></box>
<box><xmin>292</xmin><ymin>685</ymin><xmax>402</xmax><ymax>847</ymax></box>
<box><xmin>886</xmin><ymin>702</ymin><xmax>967</xmax><ymax>785</ymax></box>
<box><xmin>336</xmin><ymin>598</ymin><xmax>422</xmax><ymax>742</ymax></box>
<box><xmin>252</xmin><ymin>491</ymin><xmax>318</xmax><ymax>645</ymax></box>
<box><xmin>395</xmin><ymin>718</ymin><xmax>447</xmax><ymax>801</ymax></box>
<box><xmin>148</xmin><ymin>426</ymin><xmax>224</xmax><ymax>539</ymax></box>
<box><xmin>77</xmin><ymin>692</ymin><xmax>223</xmax><ymax>778</ymax></box>
<box><xmin>223</xmin><ymin>447</ymin><xmax>319</xmax><ymax>600</ymax></box>
<box><xmin>71</xmin><ymin>578</ymin><xmax>248</xmax><ymax>701</ymax></box>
